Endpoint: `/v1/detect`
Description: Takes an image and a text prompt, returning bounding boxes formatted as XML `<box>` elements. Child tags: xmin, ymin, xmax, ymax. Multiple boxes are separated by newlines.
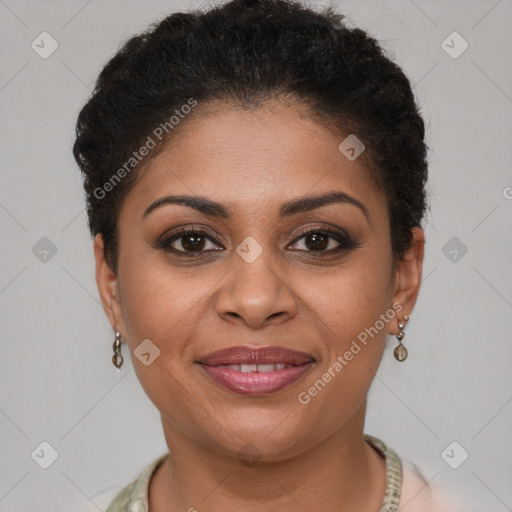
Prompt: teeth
<box><xmin>257</xmin><ymin>363</ymin><xmax>278</xmax><ymax>372</ymax></box>
<box><xmin>222</xmin><ymin>363</ymin><xmax>291</xmax><ymax>372</ymax></box>
<box><xmin>240</xmin><ymin>364</ymin><xmax>258</xmax><ymax>373</ymax></box>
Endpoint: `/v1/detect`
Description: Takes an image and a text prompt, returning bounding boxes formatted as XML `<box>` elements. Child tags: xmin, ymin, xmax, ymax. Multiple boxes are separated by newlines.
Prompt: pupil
<box><xmin>182</xmin><ymin>234</ymin><xmax>205</xmax><ymax>251</ymax></box>
<box><xmin>306</xmin><ymin>233</ymin><xmax>328</xmax><ymax>251</ymax></box>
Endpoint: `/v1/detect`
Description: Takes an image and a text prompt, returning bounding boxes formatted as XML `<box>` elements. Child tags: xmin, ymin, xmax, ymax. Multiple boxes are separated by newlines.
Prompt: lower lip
<box><xmin>198</xmin><ymin>362</ymin><xmax>315</xmax><ymax>395</ymax></box>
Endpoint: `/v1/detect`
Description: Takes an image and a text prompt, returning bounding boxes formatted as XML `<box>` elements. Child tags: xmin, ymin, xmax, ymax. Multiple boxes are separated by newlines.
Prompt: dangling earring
<box><xmin>394</xmin><ymin>314</ymin><xmax>409</xmax><ymax>362</ymax></box>
<box><xmin>112</xmin><ymin>331</ymin><xmax>123</xmax><ymax>369</ymax></box>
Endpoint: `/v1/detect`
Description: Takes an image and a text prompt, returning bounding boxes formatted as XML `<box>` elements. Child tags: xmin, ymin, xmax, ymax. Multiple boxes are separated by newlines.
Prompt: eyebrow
<box><xmin>142</xmin><ymin>191</ymin><xmax>371</xmax><ymax>223</ymax></box>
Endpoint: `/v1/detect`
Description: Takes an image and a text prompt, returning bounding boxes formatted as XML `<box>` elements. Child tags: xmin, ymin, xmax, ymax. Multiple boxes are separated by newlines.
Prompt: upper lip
<box><xmin>197</xmin><ymin>346</ymin><xmax>316</xmax><ymax>366</ymax></box>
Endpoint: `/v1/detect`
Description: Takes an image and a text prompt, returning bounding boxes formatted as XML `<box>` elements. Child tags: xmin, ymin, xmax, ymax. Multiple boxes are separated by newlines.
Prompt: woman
<box><xmin>73</xmin><ymin>0</ymin><xmax>467</xmax><ymax>510</ymax></box>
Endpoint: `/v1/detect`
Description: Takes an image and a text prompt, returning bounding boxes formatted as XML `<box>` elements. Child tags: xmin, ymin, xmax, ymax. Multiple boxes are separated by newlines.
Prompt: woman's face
<box><xmin>95</xmin><ymin>101</ymin><xmax>424</xmax><ymax>460</ymax></box>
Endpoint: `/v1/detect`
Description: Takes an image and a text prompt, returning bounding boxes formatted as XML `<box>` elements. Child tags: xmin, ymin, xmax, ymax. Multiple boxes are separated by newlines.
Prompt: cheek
<box><xmin>309</xmin><ymin>250</ymin><xmax>394</xmax><ymax>340</ymax></box>
<box><xmin>292</xmin><ymin>267</ymin><xmax>392</xmax><ymax>439</ymax></box>
<box><xmin>117</xmin><ymin>253</ymin><xmax>212</xmax><ymax>354</ymax></box>
<box><xmin>302</xmin><ymin>248</ymin><xmax>393</xmax><ymax>393</ymax></box>
<box><xmin>116</xmin><ymin>256</ymin><xmax>213</xmax><ymax>413</ymax></box>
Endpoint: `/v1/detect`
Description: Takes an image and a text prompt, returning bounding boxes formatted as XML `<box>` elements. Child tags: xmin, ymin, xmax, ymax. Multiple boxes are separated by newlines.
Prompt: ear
<box><xmin>93</xmin><ymin>234</ymin><xmax>125</xmax><ymax>335</ymax></box>
<box><xmin>389</xmin><ymin>226</ymin><xmax>425</xmax><ymax>331</ymax></box>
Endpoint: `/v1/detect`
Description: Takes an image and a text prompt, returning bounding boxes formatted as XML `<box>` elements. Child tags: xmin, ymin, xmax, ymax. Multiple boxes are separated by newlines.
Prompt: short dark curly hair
<box><xmin>73</xmin><ymin>0</ymin><xmax>429</xmax><ymax>274</ymax></box>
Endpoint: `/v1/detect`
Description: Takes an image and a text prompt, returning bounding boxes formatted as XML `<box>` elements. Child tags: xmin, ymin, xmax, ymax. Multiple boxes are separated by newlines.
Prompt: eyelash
<box><xmin>156</xmin><ymin>226</ymin><xmax>360</xmax><ymax>257</ymax></box>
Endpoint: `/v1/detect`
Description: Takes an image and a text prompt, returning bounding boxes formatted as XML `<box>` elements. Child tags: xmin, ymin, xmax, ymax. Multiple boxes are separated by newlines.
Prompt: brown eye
<box><xmin>288</xmin><ymin>229</ymin><xmax>358</xmax><ymax>253</ymax></box>
<box><xmin>304</xmin><ymin>232</ymin><xmax>329</xmax><ymax>251</ymax></box>
<box><xmin>180</xmin><ymin>233</ymin><xmax>207</xmax><ymax>251</ymax></box>
<box><xmin>157</xmin><ymin>229</ymin><xmax>223</xmax><ymax>255</ymax></box>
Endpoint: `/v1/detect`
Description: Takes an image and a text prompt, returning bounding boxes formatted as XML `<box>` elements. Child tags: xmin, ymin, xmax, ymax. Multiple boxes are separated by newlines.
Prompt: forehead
<box><xmin>122</xmin><ymin>102</ymin><xmax>385</xmax><ymax>220</ymax></box>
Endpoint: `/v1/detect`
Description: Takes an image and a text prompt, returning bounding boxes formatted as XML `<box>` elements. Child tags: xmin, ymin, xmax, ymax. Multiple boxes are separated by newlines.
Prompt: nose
<box><xmin>215</xmin><ymin>249</ymin><xmax>298</xmax><ymax>329</ymax></box>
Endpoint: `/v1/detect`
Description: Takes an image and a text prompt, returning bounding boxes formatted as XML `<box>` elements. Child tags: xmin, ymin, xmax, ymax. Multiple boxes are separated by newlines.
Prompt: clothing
<box><xmin>98</xmin><ymin>434</ymin><xmax>465</xmax><ymax>512</ymax></box>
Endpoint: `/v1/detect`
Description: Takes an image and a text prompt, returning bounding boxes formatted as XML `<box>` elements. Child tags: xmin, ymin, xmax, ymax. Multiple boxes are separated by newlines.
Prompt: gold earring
<box><xmin>394</xmin><ymin>314</ymin><xmax>409</xmax><ymax>362</ymax></box>
<box><xmin>112</xmin><ymin>331</ymin><xmax>123</xmax><ymax>369</ymax></box>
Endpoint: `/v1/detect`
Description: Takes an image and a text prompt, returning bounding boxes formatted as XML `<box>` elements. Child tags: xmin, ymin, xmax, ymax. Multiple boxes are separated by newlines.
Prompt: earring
<box><xmin>112</xmin><ymin>331</ymin><xmax>123</xmax><ymax>369</ymax></box>
<box><xmin>394</xmin><ymin>314</ymin><xmax>409</xmax><ymax>362</ymax></box>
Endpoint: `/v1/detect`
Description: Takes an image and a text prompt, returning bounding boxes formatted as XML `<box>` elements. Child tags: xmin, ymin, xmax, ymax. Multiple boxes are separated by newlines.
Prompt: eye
<box><xmin>156</xmin><ymin>226</ymin><xmax>358</xmax><ymax>258</ymax></box>
<box><xmin>157</xmin><ymin>228</ymin><xmax>223</xmax><ymax>256</ymax></box>
<box><xmin>288</xmin><ymin>229</ymin><xmax>357</xmax><ymax>254</ymax></box>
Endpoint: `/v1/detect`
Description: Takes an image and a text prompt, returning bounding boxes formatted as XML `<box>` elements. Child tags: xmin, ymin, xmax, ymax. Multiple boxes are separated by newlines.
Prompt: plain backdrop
<box><xmin>0</xmin><ymin>0</ymin><xmax>511</xmax><ymax>511</ymax></box>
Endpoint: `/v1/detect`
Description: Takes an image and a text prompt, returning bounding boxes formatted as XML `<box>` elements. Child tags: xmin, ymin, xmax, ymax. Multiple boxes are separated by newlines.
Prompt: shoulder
<box><xmin>399</xmin><ymin>461</ymin><xmax>436</xmax><ymax>512</ymax></box>
<box><xmin>71</xmin><ymin>481</ymin><xmax>134</xmax><ymax>512</ymax></box>
<box><xmin>82</xmin><ymin>452</ymin><xmax>169</xmax><ymax>512</ymax></box>
<box><xmin>103</xmin><ymin>482</ymin><xmax>135</xmax><ymax>512</ymax></box>
<box><xmin>364</xmin><ymin>434</ymin><xmax>473</xmax><ymax>512</ymax></box>
<box><xmin>400</xmin><ymin>460</ymin><xmax>475</xmax><ymax>512</ymax></box>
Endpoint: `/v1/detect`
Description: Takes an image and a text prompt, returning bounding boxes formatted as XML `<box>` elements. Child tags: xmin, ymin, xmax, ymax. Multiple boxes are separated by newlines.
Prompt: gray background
<box><xmin>0</xmin><ymin>0</ymin><xmax>511</xmax><ymax>511</ymax></box>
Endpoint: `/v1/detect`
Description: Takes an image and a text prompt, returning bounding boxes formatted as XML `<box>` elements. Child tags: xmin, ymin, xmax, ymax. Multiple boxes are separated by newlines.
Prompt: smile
<box><xmin>197</xmin><ymin>361</ymin><xmax>315</xmax><ymax>395</ymax></box>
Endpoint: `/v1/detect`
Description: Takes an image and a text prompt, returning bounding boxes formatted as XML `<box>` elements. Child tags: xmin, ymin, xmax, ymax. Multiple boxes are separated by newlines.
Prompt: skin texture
<box><xmin>94</xmin><ymin>101</ymin><xmax>425</xmax><ymax>511</ymax></box>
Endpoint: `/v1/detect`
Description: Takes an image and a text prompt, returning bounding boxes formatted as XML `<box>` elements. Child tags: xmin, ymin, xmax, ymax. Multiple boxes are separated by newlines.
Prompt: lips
<box><xmin>197</xmin><ymin>345</ymin><xmax>315</xmax><ymax>366</ymax></box>
<box><xmin>196</xmin><ymin>345</ymin><xmax>316</xmax><ymax>395</ymax></box>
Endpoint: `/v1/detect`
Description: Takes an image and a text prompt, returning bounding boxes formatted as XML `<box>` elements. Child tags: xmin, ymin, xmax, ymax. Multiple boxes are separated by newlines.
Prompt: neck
<box><xmin>149</xmin><ymin>404</ymin><xmax>387</xmax><ymax>511</ymax></box>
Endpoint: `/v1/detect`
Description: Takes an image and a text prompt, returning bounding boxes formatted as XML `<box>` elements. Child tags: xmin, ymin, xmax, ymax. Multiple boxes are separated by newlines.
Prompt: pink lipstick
<box><xmin>196</xmin><ymin>346</ymin><xmax>315</xmax><ymax>395</ymax></box>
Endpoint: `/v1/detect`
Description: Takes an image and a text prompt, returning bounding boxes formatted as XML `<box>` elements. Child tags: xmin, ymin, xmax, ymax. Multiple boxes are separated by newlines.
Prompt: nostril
<box><xmin>268</xmin><ymin>311</ymin><xmax>286</xmax><ymax>319</ymax></box>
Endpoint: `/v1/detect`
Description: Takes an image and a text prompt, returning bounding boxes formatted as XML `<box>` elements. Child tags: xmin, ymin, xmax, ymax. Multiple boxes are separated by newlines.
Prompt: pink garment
<box><xmin>400</xmin><ymin>460</ymin><xmax>475</xmax><ymax>512</ymax></box>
